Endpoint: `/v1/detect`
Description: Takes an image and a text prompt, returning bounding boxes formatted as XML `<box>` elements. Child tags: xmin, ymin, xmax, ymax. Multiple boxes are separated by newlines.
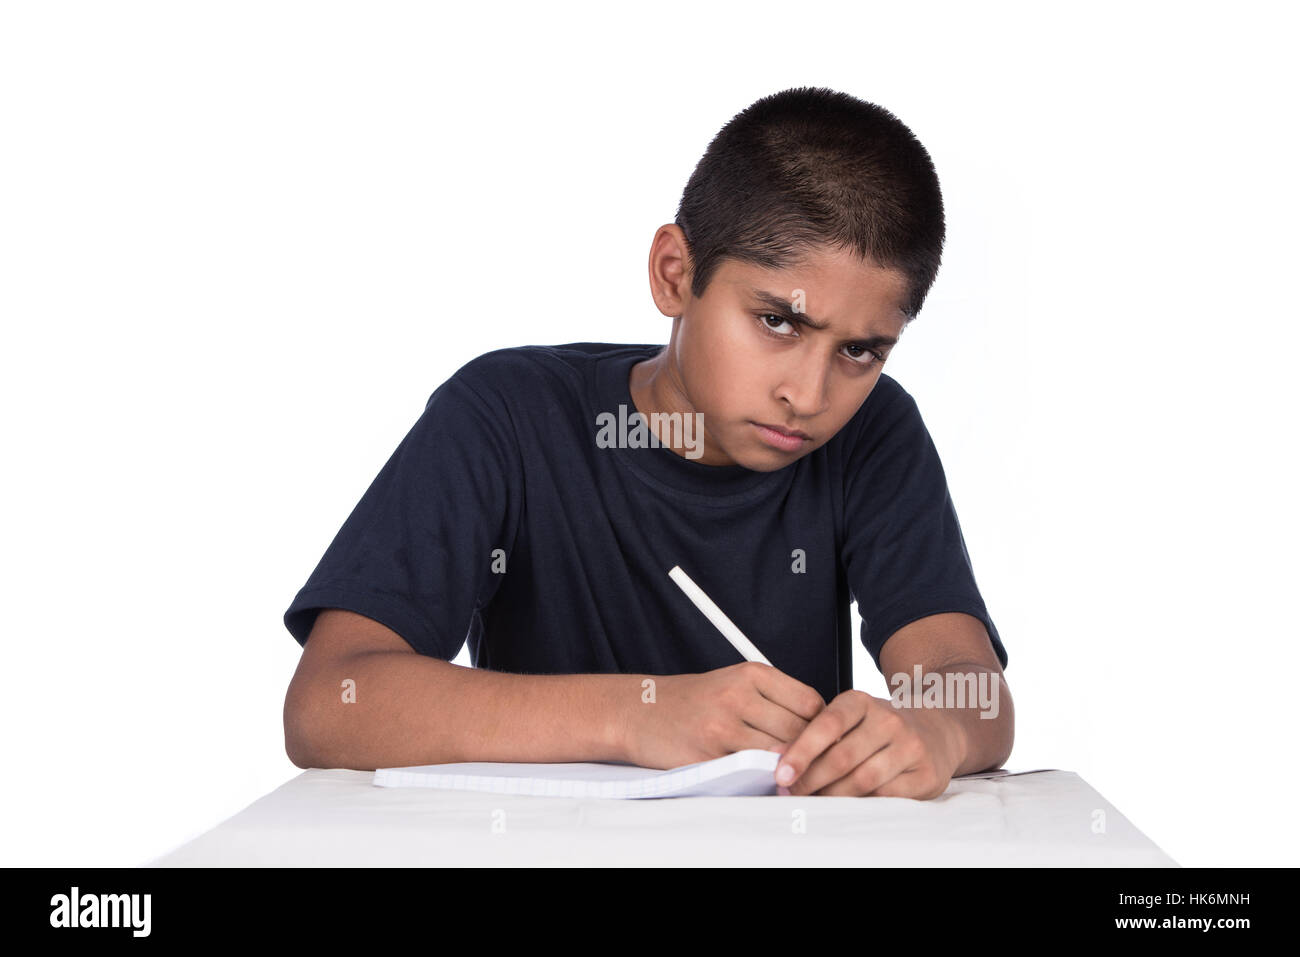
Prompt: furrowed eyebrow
<box><xmin>747</xmin><ymin>288</ymin><xmax>900</xmax><ymax>349</ymax></box>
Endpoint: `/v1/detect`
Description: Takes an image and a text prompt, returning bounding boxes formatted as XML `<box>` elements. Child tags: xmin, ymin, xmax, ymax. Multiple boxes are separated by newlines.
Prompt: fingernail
<box><xmin>777</xmin><ymin>786</ymin><xmax>791</xmax><ymax>796</ymax></box>
<box><xmin>776</xmin><ymin>764</ymin><xmax>794</xmax><ymax>785</ymax></box>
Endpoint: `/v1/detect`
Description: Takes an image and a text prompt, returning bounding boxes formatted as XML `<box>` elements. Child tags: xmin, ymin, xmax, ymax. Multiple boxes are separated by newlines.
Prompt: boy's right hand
<box><xmin>624</xmin><ymin>661</ymin><xmax>826</xmax><ymax>770</ymax></box>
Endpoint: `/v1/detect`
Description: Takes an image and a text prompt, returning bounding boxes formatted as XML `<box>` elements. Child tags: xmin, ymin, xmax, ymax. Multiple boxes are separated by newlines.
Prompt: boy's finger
<box><xmin>773</xmin><ymin>695</ymin><xmax>866</xmax><ymax>787</ymax></box>
<box><xmin>743</xmin><ymin>695</ymin><xmax>813</xmax><ymax>744</ymax></box>
<box><xmin>753</xmin><ymin>665</ymin><xmax>826</xmax><ymax>721</ymax></box>
<box><xmin>793</xmin><ymin>716</ymin><xmax>893</xmax><ymax>796</ymax></box>
<box><xmin>815</xmin><ymin>742</ymin><xmax>912</xmax><ymax>797</ymax></box>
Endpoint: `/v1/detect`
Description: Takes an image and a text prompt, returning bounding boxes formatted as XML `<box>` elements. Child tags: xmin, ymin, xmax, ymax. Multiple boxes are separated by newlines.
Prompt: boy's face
<box><xmin>636</xmin><ymin>229</ymin><xmax>910</xmax><ymax>471</ymax></box>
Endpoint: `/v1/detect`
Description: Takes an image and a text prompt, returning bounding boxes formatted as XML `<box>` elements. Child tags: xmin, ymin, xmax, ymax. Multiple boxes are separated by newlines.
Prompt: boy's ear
<box><xmin>647</xmin><ymin>224</ymin><xmax>695</xmax><ymax>320</ymax></box>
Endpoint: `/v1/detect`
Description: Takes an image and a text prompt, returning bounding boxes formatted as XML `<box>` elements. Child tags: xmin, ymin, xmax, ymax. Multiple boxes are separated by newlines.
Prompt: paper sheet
<box><xmin>373</xmin><ymin>748</ymin><xmax>783</xmax><ymax>799</ymax></box>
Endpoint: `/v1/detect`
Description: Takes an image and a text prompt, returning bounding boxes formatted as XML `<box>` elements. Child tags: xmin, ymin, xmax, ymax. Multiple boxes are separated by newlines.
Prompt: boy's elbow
<box><xmin>990</xmin><ymin>690</ymin><xmax>1015</xmax><ymax>769</ymax></box>
<box><xmin>284</xmin><ymin>728</ymin><xmax>316</xmax><ymax>769</ymax></box>
<box><xmin>283</xmin><ymin>681</ymin><xmax>322</xmax><ymax>769</ymax></box>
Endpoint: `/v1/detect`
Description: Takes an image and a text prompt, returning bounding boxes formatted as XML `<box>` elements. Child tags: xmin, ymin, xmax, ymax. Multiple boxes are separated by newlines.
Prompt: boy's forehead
<box><xmin>717</xmin><ymin>254</ymin><xmax>910</xmax><ymax>323</ymax></box>
<box><xmin>722</xmin><ymin>248</ymin><xmax>905</xmax><ymax>288</ymax></box>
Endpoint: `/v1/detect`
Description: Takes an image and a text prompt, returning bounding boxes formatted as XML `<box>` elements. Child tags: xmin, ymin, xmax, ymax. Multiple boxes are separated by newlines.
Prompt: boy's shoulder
<box><xmin>864</xmin><ymin>370</ymin><xmax>908</xmax><ymax>407</ymax></box>
<box><xmin>831</xmin><ymin>371</ymin><xmax>915</xmax><ymax>444</ymax></box>
<box><xmin>456</xmin><ymin>340</ymin><xmax>653</xmax><ymax>378</ymax></box>
<box><xmin>446</xmin><ymin>341</ymin><xmax>657</xmax><ymax>402</ymax></box>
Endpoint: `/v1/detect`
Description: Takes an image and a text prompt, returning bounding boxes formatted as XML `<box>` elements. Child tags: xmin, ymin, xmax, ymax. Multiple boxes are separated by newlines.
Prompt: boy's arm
<box><xmin>284</xmin><ymin>609</ymin><xmax>636</xmax><ymax>769</ymax></box>
<box><xmin>283</xmin><ymin>608</ymin><xmax>825</xmax><ymax>771</ymax></box>
<box><xmin>878</xmin><ymin>611</ymin><xmax>1014</xmax><ymax>776</ymax></box>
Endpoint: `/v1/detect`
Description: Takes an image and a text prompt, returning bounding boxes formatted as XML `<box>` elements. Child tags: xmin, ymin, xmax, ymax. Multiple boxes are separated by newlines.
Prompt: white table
<box><xmin>148</xmin><ymin>768</ymin><xmax>1177</xmax><ymax>866</ymax></box>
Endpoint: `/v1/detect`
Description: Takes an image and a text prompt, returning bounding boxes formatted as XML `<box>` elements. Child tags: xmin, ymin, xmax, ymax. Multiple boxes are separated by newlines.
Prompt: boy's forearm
<box><xmin>286</xmin><ymin>652</ymin><xmax>642</xmax><ymax>771</ymax></box>
<box><xmin>922</xmin><ymin>661</ymin><xmax>1015</xmax><ymax>776</ymax></box>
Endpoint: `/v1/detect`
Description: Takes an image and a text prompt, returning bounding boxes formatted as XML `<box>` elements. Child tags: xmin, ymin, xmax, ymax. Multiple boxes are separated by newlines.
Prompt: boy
<box><xmin>282</xmin><ymin>86</ymin><xmax>1013</xmax><ymax>799</ymax></box>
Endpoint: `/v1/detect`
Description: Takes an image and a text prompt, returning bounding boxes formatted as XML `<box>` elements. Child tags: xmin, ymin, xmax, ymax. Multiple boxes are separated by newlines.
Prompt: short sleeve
<box><xmin>841</xmin><ymin>385</ymin><xmax>1008</xmax><ymax>674</ymax></box>
<box><xmin>283</xmin><ymin>367</ymin><xmax>522</xmax><ymax>659</ymax></box>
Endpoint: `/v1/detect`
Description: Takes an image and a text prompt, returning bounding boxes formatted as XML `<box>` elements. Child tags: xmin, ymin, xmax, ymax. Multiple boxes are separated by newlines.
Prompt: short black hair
<box><xmin>674</xmin><ymin>87</ymin><xmax>945</xmax><ymax>321</ymax></box>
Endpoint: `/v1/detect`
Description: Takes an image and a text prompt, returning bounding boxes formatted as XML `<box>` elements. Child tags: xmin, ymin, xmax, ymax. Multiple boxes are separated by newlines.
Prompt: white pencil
<box><xmin>667</xmin><ymin>565</ymin><xmax>772</xmax><ymax>666</ymax></box>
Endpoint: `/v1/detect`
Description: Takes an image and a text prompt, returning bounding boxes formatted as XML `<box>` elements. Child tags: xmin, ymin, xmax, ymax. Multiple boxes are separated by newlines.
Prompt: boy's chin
<box><xmin>728</xmin><ymin>446</ymin><xmax>804</xmax><ymax>472</ymax></box>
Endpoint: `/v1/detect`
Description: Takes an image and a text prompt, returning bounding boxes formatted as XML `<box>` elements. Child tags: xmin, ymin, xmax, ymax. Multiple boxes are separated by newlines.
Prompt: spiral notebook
<box><xmin>373</xmin><ymin>748</ymin><xmax>782</xmax><ymax>799</ymax></box>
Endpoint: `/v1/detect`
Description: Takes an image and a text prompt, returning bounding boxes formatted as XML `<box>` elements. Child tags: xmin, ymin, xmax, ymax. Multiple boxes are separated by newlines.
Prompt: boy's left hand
<box><xmin>771</xmin><ymin>690</ymin><xmax>964</xmax><ymax>798</ymax></box>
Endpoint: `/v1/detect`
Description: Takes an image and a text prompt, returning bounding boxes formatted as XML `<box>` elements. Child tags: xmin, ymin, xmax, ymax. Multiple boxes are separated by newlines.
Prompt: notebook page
<box><xmin>373</xmin><ymin>748</ymin><xmax>782</xmax><ymax>799</ymax></box>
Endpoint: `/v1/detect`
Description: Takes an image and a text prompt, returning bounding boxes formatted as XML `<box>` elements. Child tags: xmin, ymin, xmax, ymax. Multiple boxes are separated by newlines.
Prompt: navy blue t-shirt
<box><xmin>283</xmin><ymin>342</ymin><xmax>1007</xmax><ymax>704</ymax></box>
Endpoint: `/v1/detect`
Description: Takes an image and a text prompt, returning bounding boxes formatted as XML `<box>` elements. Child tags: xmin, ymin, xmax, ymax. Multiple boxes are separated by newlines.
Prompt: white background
<box><xmin>3</xmin><ymin>0</ymin><xmax>1296</xmax><ymax>867</ymax></box>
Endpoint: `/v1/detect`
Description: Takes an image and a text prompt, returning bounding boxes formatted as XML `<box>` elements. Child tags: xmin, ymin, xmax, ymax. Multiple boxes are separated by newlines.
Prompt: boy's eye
<box><xmin>759</xmin><ymin>313</ymin><xmax>795</xmax><ymax>335</ymax></box>
<box><xmin>755</xmin><ymin>313</ymin><xmax>883</xmax><ymax>366</ymax></box>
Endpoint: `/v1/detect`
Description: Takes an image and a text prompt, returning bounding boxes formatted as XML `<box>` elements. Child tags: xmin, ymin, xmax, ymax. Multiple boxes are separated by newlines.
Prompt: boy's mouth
<box><xmin>752</xmin><ymin>421</ymin><xmax>811</xmax><ymax>452</ymax></box>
